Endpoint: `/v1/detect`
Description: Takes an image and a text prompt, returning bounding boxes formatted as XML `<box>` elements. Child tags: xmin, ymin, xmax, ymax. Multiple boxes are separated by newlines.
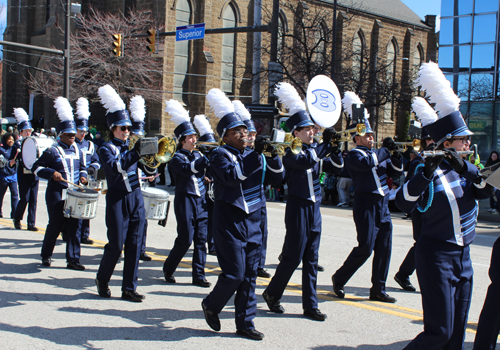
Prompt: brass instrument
<box><xmin>129</xmin><ymin>135</ymin><xmax>176</xmax><ymax>168</ymax></box>
<box><xmin>195</xmin><ymin>139</ymin><xmax>225</xmax><ymax>149</ymax></box>
<box><xmin>394</xmin><ymin>139</ymin><xmax>421</xmax><ymax>152</ymax></box>
<box><xmin>337</xmin><ymin>123</ymin><xmax>366</xmax><ymax>142</ymax></box>
<box><xmin>265</xmin><ymin>133</ymin><xmax>302</xmax><ymax>156</ymax></box>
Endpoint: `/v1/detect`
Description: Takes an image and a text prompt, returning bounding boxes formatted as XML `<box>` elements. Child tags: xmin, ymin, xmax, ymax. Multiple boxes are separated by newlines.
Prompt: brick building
<box><xmin>2</xmin><ymin>0</ymin><xmax>436</xmax><ymax>140</ymax></box>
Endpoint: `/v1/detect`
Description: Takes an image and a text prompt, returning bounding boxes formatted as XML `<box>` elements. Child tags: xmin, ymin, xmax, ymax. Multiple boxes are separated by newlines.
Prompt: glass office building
<box><xmin>439</xmin><ymin>0</ymin><xmax>499</xmax><ymax>160</ymax></box>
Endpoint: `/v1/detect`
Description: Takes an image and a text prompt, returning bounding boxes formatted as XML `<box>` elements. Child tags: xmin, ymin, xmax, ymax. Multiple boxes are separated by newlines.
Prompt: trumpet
<box><xmin>337</xmin><ymin>124</ymin><xmax>366</xmax><ymax>142</ymax></box>
<box><xmin>195</xmin><ymin>140</ymin><xmax>224</xmax><ymax>149</ymax></box>
<box><xmin>264</xmin><ymin>134</ymin><xmax>302</xmax><ymax>156</ymax></box>
<box><xmin>394</xmin><ymin>139</ymin><xmax>421</xmax><ymax>152</ymax></box>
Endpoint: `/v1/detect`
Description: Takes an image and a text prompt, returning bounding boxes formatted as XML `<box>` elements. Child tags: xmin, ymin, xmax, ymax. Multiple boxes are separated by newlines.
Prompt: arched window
<box><xmin>413</xmin><ymin>44</ymin><xmax>424</xmax><ymax>72</ymax></box>
<box><xmin>352</xmin><ymin>31</ymin><xmax>364</xmax><ymax>81</ymax></box>
<box><xmin>384</xmin><ymin>39</ymin><xmax>397</xmax><ymax>120</ymax></box>
<box><xmin>174</xmin><ymin>0</ymin><xmax>191</xmax><ymax>103</ymax></box>
<box><xmin>277</xmin><ymin>13</ymin><xmax>286</xmax><ymax>61</ymax></box>
<box><xmin>312</xmin><ymin>22</ymin><xmax>327</xmax><ymax>66</ymax></box>
<box><xmin>221</xmin><ymin>4</ymin><xmax>236</xmax><ymax>93</ymax></box>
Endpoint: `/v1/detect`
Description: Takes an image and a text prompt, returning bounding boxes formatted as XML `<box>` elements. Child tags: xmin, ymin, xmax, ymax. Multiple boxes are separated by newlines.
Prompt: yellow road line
<box><xmin>0</xmin><ymin>218</ymin><xmax>477</xmax><ymax>333</ymax></box>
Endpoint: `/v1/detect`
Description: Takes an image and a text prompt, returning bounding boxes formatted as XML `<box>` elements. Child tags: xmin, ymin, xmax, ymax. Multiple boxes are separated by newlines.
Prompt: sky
<box><xmin>402</xmin><ymin>0</ymin><xmax>441</xmax><ymax>31</ymax></box>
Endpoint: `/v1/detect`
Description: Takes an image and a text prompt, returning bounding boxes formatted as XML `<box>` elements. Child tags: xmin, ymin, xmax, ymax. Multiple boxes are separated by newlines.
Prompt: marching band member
<box><xmin>95</xmin><ymin>85</ymin><xmax>147</xmax><ymax>302</ymax></box>
<box><xmin>74</xmin><ymin>97</ymin><xmax>100</xmax><ymax>245</ymax></box>
<box><xmin>332</xmin><ymin>92</ymin><xmax>402</xmax><ymax>303</ymax></box>
<box><xmin>0</xmin><ymin>132</ymin><xmax>19</xmax><ymax>220</ymax></box>
<box><xmin>201</xmin><ymin>88</ymin><xmax>284</xmax><ymax>340</ymax></box>
<box><xmin>162</xmin><ymin>100</ymin><xmax>211</xmax><ymax>287</ymax></box>
<box><xmin>394</xmin><ymin>99</ymin><xmax>434</xmax><ymax>293</ymax></box>
<box><xmin>192</xmin><ymin>114</ymin><xmax>217</xmax><ymax>256</ymax></box>
<box><xmin>262</xmin><ymin>82</ymin><xmax>342</xmax><ymax>321</ymax></box>
<box><xmin>233</xmin><ymin>100</ymin><xmax>271</xmax><ymax>279</ymax></box>
<box><xmin>395</xmin><ymin>62</ymin><xmax>492</xmax><ymax>349</ymax></box>
<box><xmin>32</xmin><ymin>97</ymin><xmax>87</xmax><ymax>269</ymax></box>
<box><xmin>129</xmin><ymin>95</ymin><xmax>155</xmax><ymax>262</ymax></box>
<box><xmin>13</xmin><ymin>108</ymin><xmax>39</xmax><ymax>231</ymax></box>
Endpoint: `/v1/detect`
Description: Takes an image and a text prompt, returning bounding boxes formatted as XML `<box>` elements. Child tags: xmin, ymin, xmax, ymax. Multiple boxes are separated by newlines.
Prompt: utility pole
<box><xmin>63</xmin><ymin>0</ymin><xmax>71</xmax><ymax>99</ymax></box>
<box><xmin>330</xmin><ymin>0</ymin><xmax>338</xmax><ymax>84</ymax></box>
<box><xmin>267</xmin><ymin>0</ymin><xmax>280</xmax><ymax>104</ymax></box>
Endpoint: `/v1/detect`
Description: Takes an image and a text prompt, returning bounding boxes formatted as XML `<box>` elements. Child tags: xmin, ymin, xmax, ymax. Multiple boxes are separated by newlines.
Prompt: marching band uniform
<box><xmin>13</xmin><ymin>109</ymin><xmax>39</xmax><ymax>231</ymax></box>
<box><xmin>75</xmin><ymin>98</ymin><xmax>100</xmax><ymax>245</ymax></box>
<box><xmin>162</xmin><ymin>103</ymin><xmax>210</xmax><ymax>286</ymax></box>
<box><xmin>264</xmin><ymin>105</ymin><xmax>342</xmax><ymax>320</ymax></box>
<box><xmin>0</xmin><ymin>134</ymin><xmax>19</xmax><ymax>219</ymax></box>
<box><xmin>396</xmin><ymin>62</ymin><xmax>492</xmax><ymax>349</ymax></box>
<box><xmin>332</xmin><ymin>95</ymin><xmax>403</xmax><ymax>303</ymax></box>
<box><xmin>95</xmin><ymin>85</ymin><xmax>147</xmax><ymax>302</ymax></box>
<box><xmin>32</xmin><ymin>97</ymin><xmax>87</xmax><ymax>269</ymax></box>
<box><xmin>201</xmin><ymin>89</ymin><xmax>284</xmax><ymax>340</ymax></box>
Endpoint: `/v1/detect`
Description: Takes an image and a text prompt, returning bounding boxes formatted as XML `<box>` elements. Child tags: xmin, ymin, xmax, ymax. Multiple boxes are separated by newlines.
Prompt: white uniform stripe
<box><xmin>436</xmin><ymin>168</ymin><xmax>463</xmax><ymax>246</ymax></box>
<box><xmin>403</xmin><ymin>182</ymin><xmax>419</xmax><ymax>202</ymax></box>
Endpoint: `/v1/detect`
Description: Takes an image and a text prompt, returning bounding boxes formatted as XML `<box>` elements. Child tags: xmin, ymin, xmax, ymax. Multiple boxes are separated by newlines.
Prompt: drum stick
<box><xmin>60</xmin><ymin>178</ymin><xmax>86</xmax><ymax>190</ymax></box>
<box><xmin>139</xmin><ymin>174</ymin><xmax>160</xmax><ymax>180</ymax></box>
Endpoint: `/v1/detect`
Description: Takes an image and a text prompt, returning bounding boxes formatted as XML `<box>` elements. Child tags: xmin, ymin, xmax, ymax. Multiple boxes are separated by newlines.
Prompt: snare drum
<box><xmin>21</xmin><ymin>136</ymin><xmax>57</xmax><ymax>170</ymax></box>
<box><xmin>142</xmin><ymin>187</ymin><xmax>170</xmax><ymax>220</ymax></box>
<box><xmin>63</xmin><ymin>188</ymin><xmax>100</xmax><ymax>219</ymax></box>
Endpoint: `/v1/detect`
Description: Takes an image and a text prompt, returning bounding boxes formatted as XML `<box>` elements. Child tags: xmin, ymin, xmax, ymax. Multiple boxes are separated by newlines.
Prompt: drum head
<box><xmin>21</xmin><ymin>137</ymin><xmax>38</xmax><ymax>170</ymax></box>
<box><xmin>306</xmin><ymin>75</ymin><xmax>342</xmax><ymax>128</ymax></box>
<box><xmin>142</xmin><ymin>187</ymin><xmax>170</xmax><ymax>199</ymax></box>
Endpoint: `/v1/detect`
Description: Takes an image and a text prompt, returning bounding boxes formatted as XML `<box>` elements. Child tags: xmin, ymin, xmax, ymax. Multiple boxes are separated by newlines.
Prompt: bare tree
<box><xmin>27</xmin><ymin>7</ymin><xmax>164</xmax><ymax>103</ymax></box>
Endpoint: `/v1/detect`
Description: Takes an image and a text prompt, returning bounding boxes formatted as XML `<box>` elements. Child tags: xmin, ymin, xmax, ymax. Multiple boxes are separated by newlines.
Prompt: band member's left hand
<box><xmin>444</xmin><ymin>148</ymin><xmax>466</xmax><ymax>173</ymax></box>
<box><xmin>52</xmin><ymin>171</ymin><xmax>63</xmax><ymax>181</ymax></box>
<box><xmin>254</xmin><ymin>135</ymin><xmax>270</xmax><ymax>154</ymax></box>
<box><xmin>204</xmin><ymin>176</ymin><xmax>213</xmax><ymax>184</ymax></box>
<box><xmin>148</xmin><ymin>176</ymin><xmax>155</xmax><ymax>182</ymax></box>
<box><xmin>8</xmin><ymin>159</ymin><xmax>16</xmax><ymax>167</ymax></box>
<box><xmin>80</xmin><ymin>177</ymin><xmax>88</xmax><ymax>185</ymax></box>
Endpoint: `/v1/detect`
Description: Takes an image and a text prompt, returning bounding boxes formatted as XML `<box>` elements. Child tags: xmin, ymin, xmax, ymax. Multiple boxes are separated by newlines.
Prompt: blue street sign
<box><xmin>176</xmin><ymin>23</ymin><xmax>205</xmax><ymax>42</ymax></box>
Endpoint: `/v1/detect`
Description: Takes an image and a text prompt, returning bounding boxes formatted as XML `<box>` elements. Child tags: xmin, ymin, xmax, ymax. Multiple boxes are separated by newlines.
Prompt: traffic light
<box><xmin>147</xmin><ymin>29</ymin><xmax>156</xmax><ymax>53</ymax></box>
<box><xmin>112</xmin><ymin>34</ymin><xmax>122</xmax><ymax>57</ymax></box>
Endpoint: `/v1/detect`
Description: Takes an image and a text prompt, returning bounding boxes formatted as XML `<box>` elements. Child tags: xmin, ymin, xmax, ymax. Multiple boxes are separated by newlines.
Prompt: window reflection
<box><xmin>468</xmin><ymin>102</ymin><xmax>494</xmax><ymax>160</ymax></box>
<box><xmin>440</xmin><ymin>17</ymin><xmax>472</xmax><ymax>45</ymax></box>
<box><xmin>472</xmin><ymin>44</ymin><xmax>495</xmax><ymax>70</ymax></box>
<box><xmin>441</xmin><ymin>0</ymin><xmax>473</xmax><ymax>17</ymax></box>
<box><xmin>475</xmin><ymin>0</ymin><xmax>498</xmax><ymax>14</ymax></box>
<box><xmin>469</xmin><ymin>74</ymin><xmax>494</xmax><ymax>101</ymax></box>
<box><xmin>473</xmin><ymin>14</ymin><xmax>497</xmax><ymax>43</ymax></box>
<box><xmin>439</xmin><ymin>46</ymin><xmax>471</xmax><ymax>72</ymax></box>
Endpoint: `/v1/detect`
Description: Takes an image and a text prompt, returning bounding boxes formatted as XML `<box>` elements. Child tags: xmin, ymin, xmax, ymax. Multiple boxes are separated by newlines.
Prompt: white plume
<box><xmin>412</xmin><ymin>97</ymin><xmax>438</xmax><ymax>127</ymax></box>
<box><xmin>274</xmin><ymin>82</ymin><xmax>306</xmax><ymax>115</ymax></box>
<box><xmin>13</xmin><ymin>108</ymin><xmax>29</xmax><ymax>124</ymax></box>
<box><xmin>129</xmin><ymin>95</ymin><xmax>146</xmax><ymax>122</ymax></box>
<box><xmin>165</xmin><ymin>99</ymin><xmax>190</xmax><ymax>126</ymax></box>
<box><xmin>193</xmin><ymin>115</ymin><xmax>214</xmax><ymax>137</ymax></box>
<box><xmin>75</xmin><ymin>97</ymin><xmax>90</xmax><ymax>120</ymax></box>
<box><xmin>415</xmin><ymin>61</ymin><xmax>460</xmax><ymax>118</ymax></box>
<box><xmin>98</xmin><ymin>84</ymin><xmax>126</xmax><ymax>114</ymax></box>
<box><xmin>206</xmin><ymin>89</ymin><xmax>234</xmax><ymax>119</ymax></box>
<box><xmin>54</xmin><ymin>97</ymin><xmax>74</xmax><ymax>122</ymax></box>
<box><xmin>342</xmin><ymin>91</ymin><xmax>370</xmax><ymax>121</ymax></box>
<box><xmin>232</xmin><ymin>100</ymin><xmax>251</xmax><ymax>121</ymax></box>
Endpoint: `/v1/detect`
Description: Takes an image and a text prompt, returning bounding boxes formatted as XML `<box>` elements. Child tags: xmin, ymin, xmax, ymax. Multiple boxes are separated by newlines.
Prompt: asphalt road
<box><xmin>0</xmin><ymin>180</ymin><xmax>499</xmax><ymax>349</ymax></box>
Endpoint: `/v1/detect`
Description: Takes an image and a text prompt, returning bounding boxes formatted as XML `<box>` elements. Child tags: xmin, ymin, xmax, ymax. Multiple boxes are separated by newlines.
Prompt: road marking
<box><xmin>0</xmin><ymin>218</ymin><xmax>478</xmax><ymax>334</ymax></box>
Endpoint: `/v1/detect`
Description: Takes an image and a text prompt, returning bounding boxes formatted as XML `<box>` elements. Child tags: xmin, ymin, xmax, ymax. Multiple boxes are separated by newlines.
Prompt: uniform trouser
<box><xmin>14</xmin><ymin>176</ymin><xmax>38</xmax><ymax>227</ymax></box>
<box><xmin>203</xmin><ymin>201</ymin><xmax>262</xmax><ymax>331</ymax></box>
<box><xmin>337</xmin><ymin>177</ymin><xmax>352</xmax><ymax>204</ymax></box>
<box><xmin>266</xmin><ymin>196</ymin><xmax>321</xmax><ymax>309</ymax></box>
<box><xmin>97</xmin><ymin>188</ymin><xmax>145</xmax><ymax>292</ymax></box>
<box><xmin>334</xmin><ymin>192</ymin><xmax>392</xmax><ymax>294</ymax></box>
<box><xmin>140</xmin><ymin>220</ymin><xmax>148</xmax><ymax>255</ymax></box>
<box><xmin>396</xmin><ymin>210</ymin><xmax>422</xmax><ymax>282</ymax></box>
<box><xmin>473</xmin><ymin>237</ymin><xmax>500</xmax><ymax>350</ymax></box>
<box><xmin>404</xmin><ymin>236</ymin><xmax>473</xmax><ymax>350</ymax></box>
<box><xmin>258</xmin><ymin>205</ymin><xmax>268</xmax><ymax>269</ymax></box>
<box><xmin>206</xmin><ymin>194</ymin><xmax>214</xmax><ymax>252</ymax></box>
<box><xmin>77</xmin><ymin>219</ymin><xmax>90</xmax><ymax>240</ymax></box>
<box><xmin>0</xmin><ymin>180</ymin><xmax>19</xmax><ymax>217</ymax></box>
<box><xmin>163</xmin><ymin>194</ymin><xmax>208</xmax><ymax>281</ymax></box>
<box><xmin>41</xmin><ymin>189</ymin><xmax>81</xmax><ymax>263</ymax></box>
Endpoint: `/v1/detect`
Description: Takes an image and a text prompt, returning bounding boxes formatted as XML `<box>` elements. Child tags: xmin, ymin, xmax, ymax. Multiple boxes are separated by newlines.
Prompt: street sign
<box><xmin>176</xmin><ymin>23</ymin><xmax>205</xmax><ymax>42</ymax></box>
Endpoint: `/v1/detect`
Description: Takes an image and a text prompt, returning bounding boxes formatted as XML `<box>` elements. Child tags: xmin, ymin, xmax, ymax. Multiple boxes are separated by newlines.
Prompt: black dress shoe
<box><xmin>303</xmin><ymin>308</ymin><xmax>327</xmax><ymax>321</ymax></box>
<box><xmin>369</xmin><ymin>291</ymin><xmax>397</xmax><ymax>303</ymax></box>
<box><xmin>394</xmin><ymin>275</ymin><xmax>416</xmax><ymax>292</ymax></box>
<box><xmin>139</xmin><ymin>253</ymin><xmax>152</xmax><ymax>261</ymax></box>
<box><xmin>278</xmin><ymin>253</ymin><xmax>283</xmax><ymax>261</ymax></box>
<box><xmin>193</xmin><ymin>279</ymin><xmax>211</xmax><ymax>288</ymax></box>
<box><xmin>81</xmin><ymin>237</ymin><xmax>94</xmax><ymax>244</ymax></box>
<box><xmin>41</xmin><ymin>257</ymin><xmax>52</xmax><ymax>267</ymax></box>
<box><xmin>317</xmin><ymin>264</ymin><xmax>325</xmax><ymax>272</ymax></box>
<box><xmin>67</xmin><ymin>261</ymin><xmax>86</xmax><ymax>271</ymax></box>
<box><xmin>263</xmin><ymin>289</ymin><xmax>285</xmax><ymax>313</ymax></box>
<box><xmin>257</xmin><ymin>268</ymin><xmax>271</xmax><ymax>278</ymax></box>
<box><xmin>331</xmin><ymin>275</ymin><xmax>345</xmax><ymax>298</ymax></box>
<box><xmin>236</xmin><ymin>328</ymin><xmax>264</xmax><ymax>340</ymax></box>
<box><xmin>95</xmin><ymin>278</ymin><xmax>111</xmax><ymax>298</ymax></box>
<box><xmin>164</xmin><ymin>272</ymin><xmax>176</xmax><ymax>283</ymax></box>
<box><xmin>27</xmin><ymin>226</ymin><xmax>38</xmax><ymax>232</ymax></box>
<box><xmin>202</xmin><ymin>301</ymin><xmax>221</xmax><ymax>331</ymax></box>
<box><xmin>13</xmin><ymin>220</ymin><xmax>21</xmax><ymax>229</ymax></box>
<box><xmin>122</xmin><ymin>290</ymin><xmax>145</xmax><ymax>302</ymax></box>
